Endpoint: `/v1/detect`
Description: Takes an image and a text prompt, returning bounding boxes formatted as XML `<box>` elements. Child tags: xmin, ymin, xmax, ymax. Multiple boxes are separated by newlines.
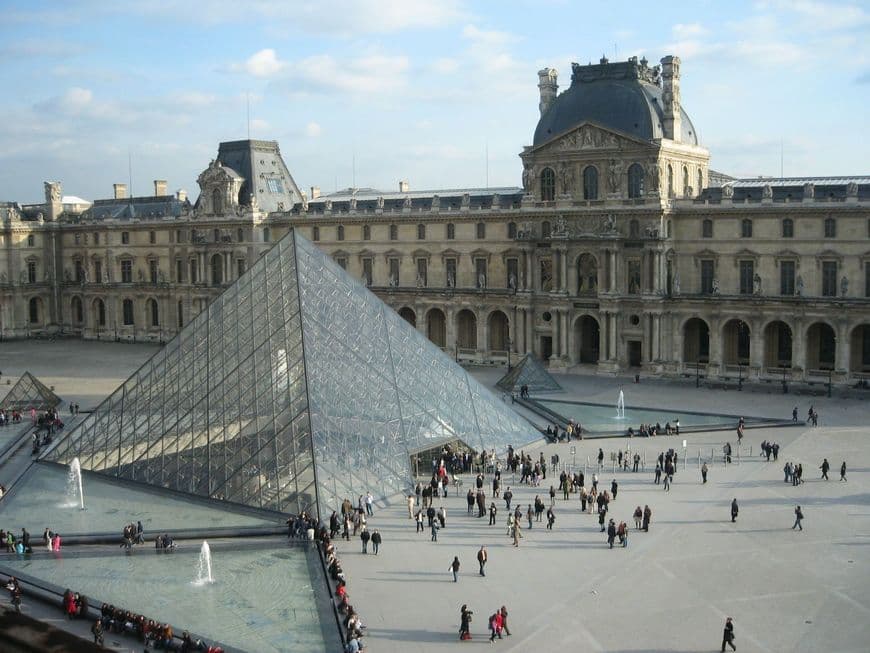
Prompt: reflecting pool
<box><xmin>0</xmin><ymin>464</ymin><xmax>281</xmax><ymax>536</ymax></box>
<box><xmin>533</xmin><ymin>399</ymin><xmax>764</xmax><ymax>434</ymax></box>
<box><xmin>3</xmin><ymin>542</ymin><xmax>332</xmax><ymax>653</ymax></box>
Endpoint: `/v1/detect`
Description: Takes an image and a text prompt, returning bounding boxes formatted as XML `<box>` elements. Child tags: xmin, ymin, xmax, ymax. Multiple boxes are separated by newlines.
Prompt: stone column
<box><xmin>527</xmin><ymin>308</ymin><xmax>535</xmax><ymax>356</ymax></box>
<box><xmin>652</xmin><ymin>314</ymin><xmax>661</xmax><ymax>361</ymax></box>
<box><xmin>610</xmin><ymin>313</ymin><xmax>618</xmax><ymax>363</ymax></box>
<box><xmin>610</xmin><ymin>251</ymin><xmax>618</xmax><ymax>292</ymax></box>
<box><xmin>552</xmin><ymin>250</ymin><xmax>560</xmax><ymax>292</ymax></box>
<box><xmin>792</xmin><ymin>319</ymin><xmax>804</xmax><ymax>373</ymax></box>
<box><xmin>479</xmin><ymin>309</ymin><xmax>489</xmax><ymax>359</ymax></box>
<box><xmin>653</xmin><ymin>252</ymin><xmax>662</xmax><ymax>294</ymax></box>
<box><xmin>521</xmin><ymin>252</ymin><xmax>529</xmax><ymax>291</ymax></box>
<box><xmin>552</xmin><ymin>311</ymin><xmax>561</xmax><ymax>358</ymax></box>
<box><xmin>749</xmin><ymin>322</ymin><xmax>764</xmax><ymax>372</ymax></box>
<box><xmin>561</xmin><ymin>310</ymin><xmax>569</xmax><ymax>361</ymax></box>
<box><xmin>446</xmin><ymin>307</ymin><xmax>456</xmax><ymax>355</ymax></box>
<box><xmin>836</xmin><ymin>321</ymin><xmax>849</xmax><ymax>373</ymax></box>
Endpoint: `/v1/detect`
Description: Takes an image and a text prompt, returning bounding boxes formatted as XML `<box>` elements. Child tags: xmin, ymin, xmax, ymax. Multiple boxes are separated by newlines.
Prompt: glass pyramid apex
<box><xmin>44</xmin><ymin>230</ymin><xmax>539</xmax><ymax>519</ymax></box>
<box><xmin>496</xmin><ymin>353</ymin><xmax>563</xmax><ymax>394</ymax></box>
<box><xmin>1</xmin><ymin>371</ymin><xmax>62</xmax><ymax>411</ymax></box>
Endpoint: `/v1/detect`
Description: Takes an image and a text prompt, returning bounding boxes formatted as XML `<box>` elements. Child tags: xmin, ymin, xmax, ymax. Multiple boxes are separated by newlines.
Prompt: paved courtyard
<box><xmin>1</xmin><ymin>342</ymin><xmax>869</xmax><ymax>652</ymax></box>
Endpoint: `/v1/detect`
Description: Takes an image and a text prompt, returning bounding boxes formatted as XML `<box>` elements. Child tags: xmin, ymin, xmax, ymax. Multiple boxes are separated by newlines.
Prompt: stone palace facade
<box><xmin>1</xmin><ymin>55</ymin><xmax>869</xmax><ymax>386</ymax></box>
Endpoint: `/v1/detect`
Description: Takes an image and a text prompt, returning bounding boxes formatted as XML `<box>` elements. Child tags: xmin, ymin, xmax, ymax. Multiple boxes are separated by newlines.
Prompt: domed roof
<box><xmin>533</xmin><ymin>58</ymin><xmax>699</xmax><ymax>147</ymax></box>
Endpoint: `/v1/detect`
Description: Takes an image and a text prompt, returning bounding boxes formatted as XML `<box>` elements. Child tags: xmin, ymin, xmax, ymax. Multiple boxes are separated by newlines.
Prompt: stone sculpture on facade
<box><xmin>762</xmin><ymin>184</ymin><xmax>773</xmax><ymax>199</ymax></box>
<box><xmin>522</xmin><ymin>165</ymin><xmax>533</xmax><ymax>192</ymax></box>
<box><xmin>558</xmin><ymin>162</ymin><xmax>574</xmax><ymax>195</ymax></box>
<box><xmin>841</xmin><ymin>275</ymin><xmax>849</xmax><ymax>297</ymax></box>
<box><xmin>753</xmin><ymin>273</ymin><xmax>762</xmax><ymax>295</ymax></box>
<box><xmin>803</xmin><ymin>182</ymin><xmax>814</xmax><ymax>199</ymax></box>
<box><xmin>722</xmin><ymin>184</ymin><xmax>734</xmax><ymax>199</ymax></box>
<box><xmin>711</xmin><ymin>278</ymin><xmax>720</xmax><ymax>295</ymax></box>
<box><xmin>551</xmin><ymin>216</ymin><xmax>570</xmax><ymax>239</ymax></box>
<box><xmin>672</xmin><ymin>271</ymin><xmax>681</xmax><ymax>295</ymax></box>
<box><xmin>608</xmin><ymin>159</ymin><xmax>623</xmax><ymax>193</ymax></box>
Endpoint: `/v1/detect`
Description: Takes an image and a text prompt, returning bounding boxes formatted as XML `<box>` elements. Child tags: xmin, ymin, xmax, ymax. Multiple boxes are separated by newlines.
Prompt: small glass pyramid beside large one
<box><xmin>0</xmin><ymin>371</ymin><xmax>62</xmax><ymax>411</ymax></box>
<box><xmin>44</xmin><ymin>230</ymin><xmax>538</xmax><ymax>518</ymax></box>
<box><xmin>496</xmin><ymin>353</ymin><xmax>563</xmax><ymax>394</ymax></box>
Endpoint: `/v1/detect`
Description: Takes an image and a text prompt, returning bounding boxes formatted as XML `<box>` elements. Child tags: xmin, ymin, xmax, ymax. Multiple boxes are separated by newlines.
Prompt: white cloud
<box><xmin>756</xmin><ymin>0</ymin><xmax>870</xmax><ymax>31</ymax></box>
<box><xmin>462</xmin><ymin>24</ymin><xmax>516</xmax><ymax>47</ymax></box>
<box><xmin>278</xmin><ymin>52</ymin><xmax>410</xmax><ymax>96</ymax></box>
<box><xmin>251</xmin><ymin>118</ymin><xmax>270</xmax><ymax>132</ymax></box>
<box><xmin>305</xmin><ymin>121</ymin><xmax>322</xmax><ymax>137</ymax></box>
<box><xmin>432</xmin><ymin>57</ymin><xmax>459</xmax><ymax>74</ymax></box>
<box><xmin>232</xmin><ymin>48</ymin><xmax>285</xmax><ymax>78</ymax></box>
<box><xmin>62</xmin><ymin>87</ymin><xmax>93</xmax><ymax>110</ymax></box>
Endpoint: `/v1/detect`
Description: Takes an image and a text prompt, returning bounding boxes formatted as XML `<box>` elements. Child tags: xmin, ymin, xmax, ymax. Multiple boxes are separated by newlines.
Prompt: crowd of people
<box><xmin>626</xmin><ymin>419</ymin><xmax>680</xmax><ymax>437</ymax></box>
<box><xmin>0</xmin><ymin>409</ymin><xmax>23</xmax><ymax>426</ymax></box>
<box><xmin>94</xmin><ymin>602</ymin><xmax>223</xmax><ymax>651</ymax></box>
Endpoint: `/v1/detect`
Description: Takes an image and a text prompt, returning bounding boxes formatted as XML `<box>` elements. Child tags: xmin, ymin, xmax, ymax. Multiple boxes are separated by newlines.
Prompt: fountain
<box><xmin>616</xmin><ymin>389</ymin><xmax>626</xmax><ymax>420</ymax></box>
<box><xmin>66</xmin><ymin>457</ymin><xmax>85</xmax><ymax>510</ymax></box>
<box><xmin>194</xmin><ymin>540</ymin><xmax>214</xmax><ymax>585</ymax></box>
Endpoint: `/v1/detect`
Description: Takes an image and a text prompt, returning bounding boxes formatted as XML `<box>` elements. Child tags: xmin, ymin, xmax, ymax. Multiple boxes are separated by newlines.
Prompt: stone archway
<box><xmin>849</xmin><ymin>324</ymin><xmax>870</xmax><ymax>374</ymax></box>
<box><xmin>722</xmin><ymin>319</ymin><xmax>750</xmax><ymax>366</ymax></box>
<box><xmin>573</xmin><ymin>315</ymin><xmax>600</xmax><ymax>364</ymax></box>
<box><xmin>806</xmin><ymin>322</ymin><xmax>836</xmax><ymax>370</ymax></box>
<box><xmin>398</xmin><ymin>307</ymin><xmax>416</xmax><ymax>328</ymax></box>
<box><xmin>683</xmin><ymin>318</ymin><xmax>710</xmax><ymax>364</ymax></box>
<box><xmin>456</xmin><ymin>309</ymin><xmax>477</xmax><ymax>349</ymax></box>
<box><xmin>426</xmin><ymin>308</ymin><xmax>446</xmax><ymax>348</ymax></box>
<box><xmin>764</xmin><ymin>321</ymin><xmax>792</xmax><ymax>368</ymax></box>
<box><xmin>488</xmin><ymin>310</ymin><xmax>509</xmax><ymax>351</ymax></box>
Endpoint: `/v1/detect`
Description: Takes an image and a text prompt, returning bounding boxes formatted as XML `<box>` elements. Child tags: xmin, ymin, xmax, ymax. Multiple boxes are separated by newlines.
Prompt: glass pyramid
<box><xmin>44</xmin><ymin>230</ymin><xmax>538</xmax><ymax>518</ymax></box>
<box><xmin>496</xmin><ymin>353</ymin><xmax>563</xmax><ymax>394</ymax></box>
<box><xmin>0</xmin><ymin>371</ymin><xmax>62</xmax><ymax>411</ymax></box>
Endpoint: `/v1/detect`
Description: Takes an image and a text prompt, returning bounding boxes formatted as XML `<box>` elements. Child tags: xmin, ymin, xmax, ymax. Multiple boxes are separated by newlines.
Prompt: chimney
<box><xmin>660</xmin><ymin>55</ymin><xmax>682</xmax><ymax>142</ymax></box>
<box><xmin>310</xmin><ymin>186</ymin><xmax>321</xmax><ymax>199</ymax></box>
<box><xmin>176</xmin><ymin>189</ymin><xmax>188</xmax><ymax>202</ymax></box>
<box><xmin>537</xmin><ymin>68</ymin><xmax>558</xmax><ymax>117</ymax></box>
<box><xmin>399</xmin><ymin>180</ymin><xmax>410</xmax><ymax>193</ymax></box>
<box><xmin>153</xmin><ymin>179</ymin><xmax>167</xmax><ymax>196</ymax></box>
<box><xmin>113</xmin><ymin>183</ymin><xmax>127</xmax><ymax>200</ymax></box>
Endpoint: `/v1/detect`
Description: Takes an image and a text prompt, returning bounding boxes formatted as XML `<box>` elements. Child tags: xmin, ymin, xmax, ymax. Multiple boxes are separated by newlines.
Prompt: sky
<box><xmin>1</xmin><ymin>0</ymin><xmax>868</xmax><ymax>204</ymax></box>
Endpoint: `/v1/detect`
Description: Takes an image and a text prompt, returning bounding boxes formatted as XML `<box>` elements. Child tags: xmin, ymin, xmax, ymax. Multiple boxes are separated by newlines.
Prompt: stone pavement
<box><xmin>1</xmin><ymin>343</ymin><xmax>869</xmax><ymax>652</ymax></box>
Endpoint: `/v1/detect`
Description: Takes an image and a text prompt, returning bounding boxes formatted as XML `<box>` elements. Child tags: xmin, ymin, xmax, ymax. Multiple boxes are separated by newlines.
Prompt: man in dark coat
<box><xmin>731</xmin><ymin>498</ymin><xmax>739</xmax><ymax>523</ymax></box>
<box><xmin>721</xmin><ymin>617</ymin><xmax>736</xmax><ymax>651</ymax></box>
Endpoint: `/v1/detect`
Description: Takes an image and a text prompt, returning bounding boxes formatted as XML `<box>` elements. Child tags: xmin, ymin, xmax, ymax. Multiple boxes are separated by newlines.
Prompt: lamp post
<box><xmin>507</xmin><ymin>336</ymin><xmax>512</xmax><ymax>371</ymax></box>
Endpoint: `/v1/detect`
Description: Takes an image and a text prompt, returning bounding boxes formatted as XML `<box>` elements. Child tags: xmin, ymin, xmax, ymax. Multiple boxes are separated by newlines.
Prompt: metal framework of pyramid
<box><xmin>44</xmin><ymin>230</ymin><xmax>537</xmax><ymax>518</ymax></box>
<box><xmin>496</xmin><ymin>354</ymin><xmax>563</xmax><ymax>394</ymax></box>
<box><xmin>1</xmin><ymin>371</ymin><xmax>62</xmax><ymax>411</ymax></box>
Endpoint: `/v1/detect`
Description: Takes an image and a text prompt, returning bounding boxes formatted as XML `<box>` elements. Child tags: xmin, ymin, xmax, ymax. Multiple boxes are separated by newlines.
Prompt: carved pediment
<box><xmin>530</xmin><ymin>122</ymin><xmax>652</xmax><ymax>155</ymax></box>
<box><xmin>440</xmin><ymin>248</ymin><xmax>461</xmax><ymax>260</ymax></box>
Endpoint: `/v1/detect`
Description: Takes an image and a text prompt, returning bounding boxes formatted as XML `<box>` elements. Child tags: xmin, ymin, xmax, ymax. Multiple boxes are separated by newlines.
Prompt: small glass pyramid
<box><xmin>496</xmin><ymin>353</ymin><xmax>563</xmax><ymax>394</ymax></box>
<box><xmin>44</xmin><ymin>230</ymin><xmax>537</xmax><ymax>518</ymax></box>
<box><xmin>0</xmin><ymin>371</ymin><xmax>62</xmax><ymax>411</ymax></box>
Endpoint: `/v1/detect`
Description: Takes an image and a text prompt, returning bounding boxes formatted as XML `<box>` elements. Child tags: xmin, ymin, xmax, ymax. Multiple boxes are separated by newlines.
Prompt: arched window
<box><xmin>417</xmin><ymin>224</ymin><xmax>426</xmax><ymax>240</ymax></box>
<box><xmin>28</xmin><ymin>298</ymin><xmax>39</xmax><ymax>324</ymax></box>
<box><xmin>337</xmin><ymin>225</ymin><xmax>345</xmax><ymax>241</ymax></box>
<box><xmin>540</xmin><ymin>167</ymin><xmax>555</xmax><ymax>202</ymax></box>
<box><xmin>583</xmin><ymin>166</ymin><xmax>599</xmax><ymax>200</ymax></box>
<box><xmin>741</xmin><ymin>219</ymin><xmax>753</xmax><ymax>238</ymax></box>
<box><xmin>627</xmin><ymin>163</ymin><xmax>645</xmax><ymax>198</ymax></box>
<box><xmin>363</xmin><ymin>225</ymin><xmax>371</xmax><ymax>240</ymax></box>
<box><xmin>149</xmin><ymin>299</ymin><xmax>159</xmax><ymax>327</ymax></box>
<box><xmin>667</xmin><ymin>165</ymin><xmax>674</xmax><ymax>197</ymax></box>
<box><xmin>507</xmin><ymin>222</ymin><xmax>517</xmax><ymax>239</ymax></box>
<box><xmin>122</xmin><ymin>298</ymin><xmax>134</xmax><ymax>325</ymax></box>
<box><xmin>782</xmin><ymin>218</ymin><xmax>794</xmax><ymax>238</ymax></box>
<box><xmin>446</xmin><ymin>223</ymin><xmax>455</xmax><ymax>240</ymax></box>
<box><xmin>212</xmin><ymin>188</ymin><xmax>222</xmax><ymax>214</ymax></box>
<box><xmin>682</xmin><ymin>166</ymin><xmax>690</xmax><ymax>195</ymax></box>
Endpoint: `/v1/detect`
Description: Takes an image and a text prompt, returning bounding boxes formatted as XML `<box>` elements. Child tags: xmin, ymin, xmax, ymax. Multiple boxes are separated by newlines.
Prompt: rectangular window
<box><xmin>416</xmin><ymin>258</ymin><xmax>427</xmax><ymax>287</ymax></box>
<box><xmin>175</xmin><ymin>229</ymin><xmax>183</xmax><ymax>244</ymax></box>
<box><xmin>476</xmin><ymin>222</ymin><xmax>486</xmax><ymax>239</ymax></box>
<box><xmin>363</xmin><ymin>225</ymin><xmax>371</xmax><ymax>240</ymax></box>
<box><xmin>312</xmin><ymin>226</ymin><xmax>320</xmax><ymax>241</ymax></box>
<box><xmin>94</xmin><ymin>260</ymin><xmax>102</xmax><ymax>284</ymax></box>
<box><xmin>362</xmin><ymin>258</ymin><xmax>373</xmax><ymax>286</ymax></box>
<box><xmin>121</xmin><ymin>231</ymin><xmax>130</xmax><ymax>245</ymax></box>
<box><xmin>445</xmin><ymin>258</ymin><xmax>457</xmax><ymax>288</ymax></box>
<box><xmin>74</xmin><ymin>233</ymin><xmax>81</xmax><ymax>245</ymax></box>
<box><xmin>27</xmin><ymin>261</ymin><xmax>36</xmax><ymax>284</ymax></box>
<box><xmin>446</xmin><ymin>223</ymin><xmax>455</xmax><ymax>240</ymax></box>
<box><xmin>149</xmin><ymin>259</ymin><xmax>158</xmax><ymax>284</ymax></box>
<box><xmin>389</xmin><ymin>224</ymin><xmax>398</xmax><ymax>240</ymax></box>
<box><xmin>336</xmin><ymin>257</ymin><xmax>347</xmax><ymax>270</ymax></box>
<box><xmin>780</xmin><ymin>261</ymin><xmax>795</xmax><ymax>296</ymax></box>
<box><xmin>866</xmin><ymin>262</ymin><xmax>870</xmax><ymax>298</ymax></box>
<box><xmin>149</xmin><ymin>231</ymin><xmax>156</xmax><ymax>244</ymax></box>
<box><xmin>506</xmin><ymin>258</ymin><xmax>518</xmax><ymax>289</ymax></box>
<box><xmin>822</xmin><ymin>261</ymin><xmax>837</xmax><ymax>297</ymax></box>
<box><xmin>267</xmin><ymin>178</ymin><xmax>283</xmax><ymax>193</ymax></box>
<box><xmin>627</xmin><ymin>260</ymin><xmax>641</xmax><ymax>294</ymax></box>
<box><xmin>475</xmin><ymin>258</ymin><xmax>488</xmax><ymax>288</ymax></box>
<box><xmin>190</xmin><ymin>259</ymin><xmax>198</xmax><ymax>284</ymax></box>
<box><xmin>94</xmin><ymin>232</ymin><xmax>100</xmax><ymax>245</ymax></box>
<box><xmin>121</xmin><ymin>259</ymin><xmax>133</xmax><ymax>283</ymax></box>
<box><xmin>782</xmin><ymin>219</ymin><xmax>794</xmax><ymax>238</ymax></box>
<box><xmin>176</xmin><ymin>259</ymin><xmax>184</xmax><ymax>283</ymax></box>
<box><xmin>739</xmin><ymin>260</ymin><xmax>754</xmax><ymax>295</ymax></box>
<box><xmin>237</xmin><ymin>259</ymin><xmax>246</xmax><ymax>277</ymax></box>
<box><xmin>700</xmin><ymin>260</ymin><xmax>714</xmax><ymax>294</ymax></box>
<box><xmin>74</xmin><ymin>260</ymin><xmax>84</xmax><ymax>283</ymax></box>
<box><xmin>702</xmin><ymin>220</ymin><xmax>713</xmax><ymax>238</ymax></box>
<box><xmin>388</xmin><ymin>257</ymin><xmax>400</xmax><ymax>286</ymax></box>
<box><xmin>824</xmin><ymin>218</ymin><xmax>836</xmax><ymax>238</ymax></box>
<box><xmin>123</xmin><ymin>300</ymin><xmax>134</xmax><ymax>326</ymax></box>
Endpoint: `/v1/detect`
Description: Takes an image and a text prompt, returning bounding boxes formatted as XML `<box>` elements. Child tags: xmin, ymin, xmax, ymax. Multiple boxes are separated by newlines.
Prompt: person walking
<box><xmin>840</xmin><ymin>461</ymin><xmax>847</xmax><ymax>481</ymax></box>
<box><xmin>512</xmin><ymin>520</ymin><xmax>522</xmax><ymax>547</ymax></box>
<box><xmin>546</xmin><ymin>507</ymin><xmax>555</xmax><ymax>530</ymax></box>
<box><xmin>360</xmin><ymin>528</ymin><xmax>370</xmax><ymax>554</ymax></box>
<box><xmin>633</xmin><ymin>506</ymin><xmax>643</xmax><ymax>530</ymax></box>
<box><xmin>598</xmin><ymin>506</ymin><xmax>607</xmax><ymax>532</ymax></box>
<box><xmin>489</xmin><ymin>611</ymin><xmax>504</xmax><ymax>642</ymax></box>
<box><xmin>415</xmin><ymin>509</ymin><xmax>424</xmax><ymax>534</ymax></box>
<box><xmin>663</xmin><ymin>472</ymin><xmax>670</xmax><ymax>491</ymax></box>
<box><xmin>607</xmin><ymin>519</ymin><xmax>617</xmax><ymax>548</ymax></box>
<box><xmin>365</xmin><ymin>491</ymin><xmax>374</xmax><ymax>516</ymax></box>
<box><xmin>91</xmin><ymin>618</ymin><xmax>104</xmax><ymax>646</ymax></box>
<box><xmin>371</xmin><ymin>529</ymin><xmax>382</xmax><ymax>555</ymax></box>
<box><xmin>499</xmin><ymin>606</ymin><xmax>511</xmax><ymax>637</ymax></box>
<box><xmin>431</xmin><ymin>519</ymin><xmax>440</xmax><ymax>542</ymax></box>
<box><xmin>611</xmin><ymin>479</ymin><xmax>618</xmax><ymax>500</ymax></box>
<box><xmin>642</xmin><ymin>505</ymin><xmax>652</xmax><ymax>531</ymax></box>
<box><xmin>721</xmin><ymin>617</ymin><xmax>736</xmax><ymax>652</ymax></box>
<box><xmin>449</xmin><ymin>556</ymin><xmax>460</xmax><ymax>582</ymax></box>
<box><xmin>503</xmin><ymin>487</ymin><xmax>513</xmax><ymax>511</ymax></box>
<box><xmin>793</xmin><ymin>505</ymin><xmax>804</xmax><ymax>531</ymax></box>
<box><xmin>654</xmin><ymin>463</ymin><xmax>662</xmax><ymax>484</ymax></box>
<box><xmin>820</xmin><ymin>458</ymin><xmax>830</xmax><ymax>480</ymax></box>
<box><xmin>459</xmin><ymin>605</ymin><xmax>473</xmax><ymax>641</ymax></box>
<box><xmin>701</xmin><ymin>462</ymin><xmax>708</xmax><ymax>484</ymax></box>
<box><xmin>407</xmin><ymin>494</ymin><xmax>415</xmax><ymax>519</ymax></box>
<box><xmin>731</xmin><ymin>498</ymin><xmax>738</xmax><ymax>523</ymax></box>
<box><xmin>477</xmin><ymin>545</ymin><xmax>488</xmax><ymax>576</ymax></box>
<box><xmin>488</xmin><ymin>502</ymin><xmax>497</xmax><ymax>526</ymax></box>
